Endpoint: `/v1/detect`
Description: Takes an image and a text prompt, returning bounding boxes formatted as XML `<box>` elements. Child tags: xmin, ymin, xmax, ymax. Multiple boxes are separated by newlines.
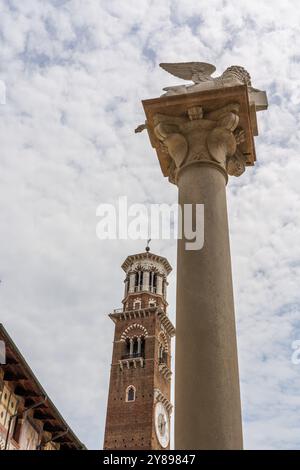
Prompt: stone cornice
<box><xmin>157</xmin><ymin>309</ymin><xmax>176</xmax><ymax>338</ymax></box>
<box><xmin>154</xmin><ymin>388</ymin><xmax>173</xmax><ymax>413</ymax></box>
<box><xmin>109</xmin><ymin>306</ymin><xmax>158</xmax><ymax>322</ymax></box>
<box><xmin>159</xmin><ymin>363</ymin><xmax>172</xmax><ymax>382</ymax></box>
<box><xmin>118</xmin><ymin>358</ymin><xmax>144</xmax><ymax>370</ymax></box>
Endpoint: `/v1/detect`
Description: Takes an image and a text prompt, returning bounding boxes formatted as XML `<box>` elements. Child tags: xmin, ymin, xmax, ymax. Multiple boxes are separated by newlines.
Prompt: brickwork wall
<box><xmin>103</xmin><ymin>310</ymin><xmax>172</xmax><ymax>450</ymax></box>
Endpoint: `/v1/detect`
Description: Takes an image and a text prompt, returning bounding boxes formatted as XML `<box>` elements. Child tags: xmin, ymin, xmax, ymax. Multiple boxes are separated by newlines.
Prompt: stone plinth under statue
<box><xmin>138</xmin><ymin>63</ymin><xmax>268</xmax><ymax>450</ymax></box>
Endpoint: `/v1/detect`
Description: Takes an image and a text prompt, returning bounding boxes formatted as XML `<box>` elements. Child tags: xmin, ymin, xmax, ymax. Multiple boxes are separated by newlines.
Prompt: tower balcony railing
<box><xmin>111</xmin><ymin>304</ymin><xmax>160</xmax><ymax>315</ymax></box>
<box><xmin>113</xmin><ymin>308</ymin><xmax>123</xmax><ymax>313</ymax></box>
<box><xmin>121</xmin><ymin>352</ymin><xmax>145</xmax><ymax>360</ymax></box>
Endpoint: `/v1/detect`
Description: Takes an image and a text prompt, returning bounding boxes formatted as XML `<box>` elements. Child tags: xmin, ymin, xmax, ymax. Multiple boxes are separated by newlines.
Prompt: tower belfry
<box><xmin>103</xmin><ymin>249</ymin><xmax>175</xmax><ymax>450</ymax></box>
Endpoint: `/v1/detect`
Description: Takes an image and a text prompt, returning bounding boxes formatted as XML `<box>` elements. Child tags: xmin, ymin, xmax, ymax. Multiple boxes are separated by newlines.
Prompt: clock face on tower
<box><xmin>154</xmin><ymin>402</ymin><xmax>170</xmax><ymax>448</ymax></box>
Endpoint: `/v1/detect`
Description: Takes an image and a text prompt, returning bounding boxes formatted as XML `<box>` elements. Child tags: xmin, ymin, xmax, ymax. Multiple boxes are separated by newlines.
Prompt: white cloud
<box><xmin>0</xmin><ymin>0</ymin><xmax>300</xmax><ymax>449</ymax></box>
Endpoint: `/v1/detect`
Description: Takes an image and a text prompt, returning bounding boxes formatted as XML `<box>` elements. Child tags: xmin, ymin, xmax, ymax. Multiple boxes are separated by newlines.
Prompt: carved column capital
<box><xmin>153</xmin><ymin>103</ymin><xmax>247</xmax><ymax>184</ymax></box>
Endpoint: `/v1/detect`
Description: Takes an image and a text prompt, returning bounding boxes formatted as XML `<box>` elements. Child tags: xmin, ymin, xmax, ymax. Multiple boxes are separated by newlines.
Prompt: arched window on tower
<box><xmin>126</xmin><ymin>385</ymin><xmax>136</xmax><ymax>402</ymax></box>
<box><xmin>162</xmin><ymin>279</ymin><xmax>167</xmax><ymax>298</ymax></box>
<box><xmin>124</xmin><ymin>336</ymin><xmax>145</xmax><ymax>358</ymax></box>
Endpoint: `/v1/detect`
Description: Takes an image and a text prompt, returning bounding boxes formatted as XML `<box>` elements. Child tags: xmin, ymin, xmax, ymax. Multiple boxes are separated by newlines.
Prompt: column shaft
<box><xmin>129</xmin><ymin>339</ymin><xmax>134</xmax><ymax>356</ymax></box>
<box><xmin>143</xmin><ymin>271</ymin><xmax>150</xmax><ymax>291</ymax></box>
<box><xmin>137</xmin><ymin>337</ymin><xmax>141</xmax><ymax>355</ymax></box>
<box><xmin>156</xmin><ymin>275</ymin><xmax>163</xmax><ymax>295</ymax></box>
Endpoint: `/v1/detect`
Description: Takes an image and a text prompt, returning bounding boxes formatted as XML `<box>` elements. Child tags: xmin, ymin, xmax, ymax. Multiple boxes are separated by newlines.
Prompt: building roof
<box><xmin>0</xmin><ymin>323</ymin><xmax>86</xmax><ymax>450</ymax></box>
<box><xmin>121</xmin><ymin>251</ymin><xmax>172</xmax><ymax>274</ymax></box>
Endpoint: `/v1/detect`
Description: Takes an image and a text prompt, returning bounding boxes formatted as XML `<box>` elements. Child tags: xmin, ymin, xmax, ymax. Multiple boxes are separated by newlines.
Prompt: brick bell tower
<box><xmin>103</xmin><ymin>246</ymin><xmax>175</xmax><ymax>450</ymax></box>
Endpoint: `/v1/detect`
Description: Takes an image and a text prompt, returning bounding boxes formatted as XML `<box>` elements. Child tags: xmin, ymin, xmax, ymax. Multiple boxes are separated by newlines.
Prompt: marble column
<box><xmin>124</xmin><ymin>278</ymin><xmax>129</xmax><ymax>298</ymax></box>
<box><xmin>137</xmin><ymin>337</ymin><xmax>141</xmax><ymax>355</ymax></box>
<box><xmin>154</xmin><ymin>103</ymin><xmax>245</xmax><ymax>450</ymax></box>
<box><xmin>128</xmin><ymin>272</ymin><xmax>135</xmax><ymax>293</ymax></box>
<box><xmin>156</xmin><ymin>274</ymin><xmax>163</xmax><ymax>296</ymax></box>
<box><xmin>176</xmin><ymin>162</ymin><xmax>242</xmax><ymax>449</ymax></box>
<box><xmin>141</xmin><ymin>77</ymin><xmax>267</xmax><ymax>449</ymax></box>
<box><xmin>142</xmin><ymin>271</ymin><xmax>150</xmax><ymax>291</ymax></box>
<box><xmin>129</xmin><ymin>338</ymin><xmax>134</xmax><ymax>356</ymax></box>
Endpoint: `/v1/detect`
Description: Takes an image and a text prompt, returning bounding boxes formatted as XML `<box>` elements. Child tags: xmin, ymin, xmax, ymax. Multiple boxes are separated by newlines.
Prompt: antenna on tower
<box><xmin>145</xmin><ymin>238</ymin><xmax>151</xmax><ymax>252</ymax></box>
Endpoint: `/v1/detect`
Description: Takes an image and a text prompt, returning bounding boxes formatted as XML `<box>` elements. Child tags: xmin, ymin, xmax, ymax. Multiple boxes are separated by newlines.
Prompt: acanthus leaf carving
<box><xmin>153</xmin><ymin>103</ymin><xmax>247</xmax><ymax>183</ymax></box>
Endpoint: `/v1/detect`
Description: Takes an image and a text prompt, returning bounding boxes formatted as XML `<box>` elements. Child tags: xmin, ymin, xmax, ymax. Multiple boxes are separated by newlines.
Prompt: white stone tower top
<box><xmin>121</xmin><ymin>250</ymin><xmax>172</xmax><ymax>313</ymax></box>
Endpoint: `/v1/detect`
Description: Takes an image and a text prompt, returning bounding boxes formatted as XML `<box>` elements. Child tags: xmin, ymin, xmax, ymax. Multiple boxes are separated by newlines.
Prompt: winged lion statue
<box><xmin>159</xmin><ymin>62</ymin><xmax>267</xmax><ymax>111</ymax></box>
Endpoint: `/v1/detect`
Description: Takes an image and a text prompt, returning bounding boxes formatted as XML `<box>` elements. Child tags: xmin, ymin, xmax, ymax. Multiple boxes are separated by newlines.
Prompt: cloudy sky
<box><xmin>1</xmin><ymin>0</ymin><xmax>300</xmax><ymax>450</ymax></box>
